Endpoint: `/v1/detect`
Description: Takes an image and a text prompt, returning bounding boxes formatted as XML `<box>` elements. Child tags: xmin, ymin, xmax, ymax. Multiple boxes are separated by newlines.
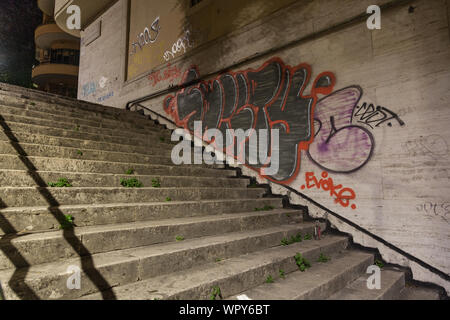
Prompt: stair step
<box><xmin>0</xmin><ymin>198</ymin><xmax>283</xmax><ymax>235</ymax></box>
<box><xmin>0</xmin><ymin>86</ymin><xmax>149</xmax><ymax>123</ymax></box>
<box><xmin>77</xmin><ymin>235</ymin><xmax>348</xmax><ymax>300</ymax></box>
<box><xmin>327</xmin><ymin>269</ymin><xmax>405</xmax><ymax>300</ymax></box>
<box><xmin>0</xmin><ymin>170</ymin><xmax>249</xmax><ymax>188</ymax></box>
<box><xmin>0</xmin><ymin>104</ymin><xmax>163</xmax><ymax>134</ymax></box>
<box><xmin>398</xmin><ymin>285</ymin><xmax>441</xmax><ymax>300</ymax></box>
<box><xmin>228</xmin><ymin>250</ymin><xmax>374</xmax><ymax>300</ymax></box>
<box><xmin>0</xmin><ymin>224</ymin><xmax>330</xmax><ymax>300</ymax></box>
<box><xmin>0</xmin><ymin>155</ymin><xmax>233</xmax><ymax>177</ymax></box>
<box><xmin>0</xmin><ymin>142</ymin><xmax>172</xmax><ymax>165</ymax></box>
<box><xmin>0</xmin><ymin>99</ymin><xmax>160</xmax><ymax>130</ymax></box>
<box><xmin>0</xmin><ymin>130</ymin><xmax>170</xmax><ymax>156</ymax></box>
<box><xmin>0</xmin><ymin>209</ymin><xmax>306</xmax><ymax>270</ymax></box>
<box><xmin>0</xmin><ymin>186</ymin><xmax>264</xmax><ymax>207</ymax></box>
<box><xmin>1</xmin><ymin>122</ymin><xmax>174</xmax><ymax>149</ymax></box>
<box><xmin>0</xmin><ymin>113</ymin><xmax>172</xmax><ymax>141</ymax></box>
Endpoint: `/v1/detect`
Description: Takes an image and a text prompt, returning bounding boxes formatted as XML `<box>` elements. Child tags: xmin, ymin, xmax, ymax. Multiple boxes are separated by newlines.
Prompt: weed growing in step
<box><xmin>120</xmin><ymin>178</ymin><xmax>143</xmax><ymax>188</ymax></box>
<box><xmin>248</xmin><ymin>182</ymin><xmax>260</xmax><ymax>188</ymax></box>
<box><xmin>59</xmin><ymin>215</ymin><xmax>75</xmax><ymax>230</ymax></box>
<box><xmin>265</xmin><ymin>275</ymin><xmax>274</xmax><ymax>284</ymax></box>
<box><xmin>125</xmin><ymin>168</ymin><xmax>135</xmax><ymax>175</ymax></box>
<box><xmin>294</xmin><ymin>253</ymin><xmax>311</xmax><ymax>272</ymax></box>
<box><xmin>215</xmin><ymin>258</ymin><xmax>223</xmax><ymax>263</ymax></box>
<box><xmin>76</xmin><ymin>150</ymin><xmax>83</xmax><ymax>156</ymax></box>
<box><xmin>48</xmin><ymin>178</ymin><xmax>73</xmax><ymax>188</ymax></box>
<box><xmin>75</xmin><ymin>125</ymin><xmax>80</xmax><ymax>131</ymax></box>
<box><xmin>281</xmin><ymin>233</ymin><xmax>302</xmax><ymax>246</ymax></box>
<box><xmin>279</xmin><ymin>270</ymin><xmax>285</xmax><ymax>279</ymax></box>
<box><xmin>151</xmin><ymin>178</ymin><xmax>161</xmax><ymax>188</ymax></box>
<box><xmin>165</xmin><ymin>197</ymin><xmax>172</xmax><ymax>202</ymax></box>
<box><xmin>160</xmin><ymin>137</ymin><xmax>165</xmax><ymax>142</ymax></box>
<box><xmin>254</xmin><ymin>205</ymin><xmax>275</xmax><ymax>212</ymax></box>
<box><xmin>304</xmin><ymin>234</ymin><xmax>312</xmax><ymax>241</ymax></box>
<box><xmin>30</xmin><ymin>102</ymin><xmax>36</xmax><ymax>106</ymax></box>
<box><xmin>175</xmin><ymin>235</ymin><xmax>185</xmax><ymax>242</ymax></box>
<box><xmin>317</xmin><ymin>253</ymin><xmax>330</xmax><ymax>263</ymax></box>
<box><xmin>210</xmin><ymin>286</ymin><xmax>223</xmax><ymax>300</ymax></box>
<box><xmin>375</xmin><ymin>259</ymin><xmax>384</xmax><ymax>269</ymax></box>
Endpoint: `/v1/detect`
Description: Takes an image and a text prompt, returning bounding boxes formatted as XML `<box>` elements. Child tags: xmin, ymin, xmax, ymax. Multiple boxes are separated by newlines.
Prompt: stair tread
<box><xmin>0</xmin><ymin>197</ymin><xmax>279</xmax><ymax>213</ymax></box>
<box><xmin>327</xmin><ymin>269</ymin><xmax>405</xmax><ymax>300</ymax></box>
<box><xmin>0</xmin><ymin>223</ymin><xmax>320</xmax><ymax>290</ymax></box>
<box><xmin>0</xmin><ymin>154</ymin><xmax>228</xmax><ymax>171</ymax></box>
<box><xmin>77</xmin><ymin>235</ymin><xmax>348</xmax><ymax>300</ymax></box>
<box><xmin>1</xmin><ymin>209</ymin><xmax>302</xmax><ymax>242</ymax></box>
<box><xmin>0</xmin><ymin>110</ymin><xmax>164</xmax><ymax>136</ymax></box>
<box><xmin>229</xmin><ymin>250</ymin><xmax>374</xmax><ymax>300</ymax></box>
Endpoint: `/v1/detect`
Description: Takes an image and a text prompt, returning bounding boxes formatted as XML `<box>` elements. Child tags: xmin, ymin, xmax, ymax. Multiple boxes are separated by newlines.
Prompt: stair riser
<box><xmin>0</xmin><ymin>101</ymin><xmax>160</xmax><ymax>130</ymax></box>
<box><xmin>0</xmin><ymin>142</ymin><xmax>171</xmax><ymax>165</ymax></box>
<box><xmin>0</xmin><ymin>212</ymin><xmax>306</xmax><ymax>270</ymax></box>
<box><xmin>0</xmin><ymin>91</ymin><xmax>151</xmax><ymax>125</ymax></box>
<box><xmin>0</xmin><ymin>115</ymin><xmax>172</xmax><ymax>141</ymax></box>
<box><xmin>0</xmin><ymin>188</ymin><xmax>264</xmax><ymax>207</ymax></box>
<box><xmin>0</xmin><ymin>155</ymin><xmax>235</xmax><ymax>177</ymax></box>
<box><xmin>0</xmin><ymin>198</ymin><xmax>283</xmax><ymax>235</ymax></box>
<box><xmin>0</xmin><ymin>225</ymin><xmax>328</xmax><ymax>300</ymax></box>
<box><xmin>0</xmin><ymin>171</ymin><xmax>249</xmax><ymax>188</ymax></box>
<box><xmin>378</xmin><ymin>273</ymin><xmax>405</xmax><ymax>300</ymax></box>
<box><xmin>294</xmin><ymin>256</ymin><xmax>374</xmax><ymax>300</ymax></box>
<box><xmin>1</xmin><ymin>122</ymin><xmax>174</xmax><ymax>148</ymax></box>
<box><xmin>0</xmin><ymin>131</ymin><xmax>171</xmax><ymax>156</ymax></box>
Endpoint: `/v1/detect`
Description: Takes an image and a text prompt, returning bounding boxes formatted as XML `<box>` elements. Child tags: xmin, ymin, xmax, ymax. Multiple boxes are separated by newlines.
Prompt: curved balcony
<box><xmin>35</xmin><ymin>23</ymin><xmax>80</xmax><ymax>49</ymax></box>
<box><xmin>37</xmin><ymin>0</ymin><xmax>55</xmax><ymax>16</ymax></box>
<box><xmin>32</xmin><ymin>63</ymin><xmax>79</xmax><ymax>86</ymax></box>
<box><xmin>54</xmin><ymin>0</ymin><xmax>115</xmax><ymax>37</ymax></box>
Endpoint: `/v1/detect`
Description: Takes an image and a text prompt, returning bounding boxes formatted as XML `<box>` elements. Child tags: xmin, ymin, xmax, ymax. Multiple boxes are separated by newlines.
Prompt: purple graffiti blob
<box><xmin>307</xmin><ymin>86</ymin><xmax>375</xmax><ymax>174</ymax></box>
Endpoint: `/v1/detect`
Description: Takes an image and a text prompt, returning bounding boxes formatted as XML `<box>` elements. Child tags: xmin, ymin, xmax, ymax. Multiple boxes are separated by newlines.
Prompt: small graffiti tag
<box><xmin>416</xmin><ymin>202</ymin><xmax>450</xmax><ymax>223</ymax></box>
<box><xmin>148</xmin><ymin>64</ymin><xmax>182</xmax><ymax>87</ymax></box>
<box><xmin>301</xmin><ymin>171</ymin><xmax>357</xmax><ymax>210</ymax></box>
<box><xmin>352</xmin><ymin>103</ymin><xmax>405</xmax><ymax>129</ymax></box>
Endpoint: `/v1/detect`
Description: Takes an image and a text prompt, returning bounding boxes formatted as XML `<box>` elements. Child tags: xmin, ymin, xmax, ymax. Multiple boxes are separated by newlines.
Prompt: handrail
<box><xmin>125</xmin><ymin>94</ymin><xmax>450</xmax><ymax>285</ymax></box>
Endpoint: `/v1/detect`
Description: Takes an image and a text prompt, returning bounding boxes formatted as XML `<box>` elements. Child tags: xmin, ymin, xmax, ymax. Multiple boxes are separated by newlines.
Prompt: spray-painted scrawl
<box><xmin>164</xmin><ymin>58</ymin><xmax>336</xmax><ymax>184</ymax></box>
<box><xmin>163</xmin><ymin>57</ymin><xmax>404</xmax><ymax>185</ymax></box>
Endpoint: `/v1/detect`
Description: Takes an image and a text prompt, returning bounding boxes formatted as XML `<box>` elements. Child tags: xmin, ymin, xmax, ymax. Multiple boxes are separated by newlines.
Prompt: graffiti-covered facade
<box><xmin>72</xmin><ymin>0</ymin><xmax>450</xmax><ymax>293</ymax></box>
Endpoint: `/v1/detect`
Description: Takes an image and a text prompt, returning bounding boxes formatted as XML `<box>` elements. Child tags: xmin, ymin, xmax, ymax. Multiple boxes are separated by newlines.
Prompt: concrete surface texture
<box><xmin>75</xmin><ymin>0</ymin><xmax>450</xmax><ymax>294</ymax></box>
<box><xmin>0</xmin><ymin>83</ymin><xmax>442</xmax><ymax>300</ymax></box>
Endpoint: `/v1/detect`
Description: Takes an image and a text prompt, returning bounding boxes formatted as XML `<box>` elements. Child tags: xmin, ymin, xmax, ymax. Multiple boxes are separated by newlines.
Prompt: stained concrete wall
<box><xmin>78</xmin><ymin>0</ymin><xmax>450</xmax><ymax>293</ymax></box>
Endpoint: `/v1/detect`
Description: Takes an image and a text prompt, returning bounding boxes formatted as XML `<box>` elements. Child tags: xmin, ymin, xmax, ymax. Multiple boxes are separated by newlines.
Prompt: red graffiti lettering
<box><xmin>148</xmin><ymin>63</ymin><xmax>182</xmax><ymax>87</ymax></box>
<box><xmin>301</xmin><ymin>171</ymin><xmax>357</xmax><ymax>210</ymax></box>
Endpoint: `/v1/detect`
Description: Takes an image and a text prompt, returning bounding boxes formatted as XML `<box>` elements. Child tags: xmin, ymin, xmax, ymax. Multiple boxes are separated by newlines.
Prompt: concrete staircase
<box><xmin>0</xmin><ymin>84</ymin><xmax>439</xmax><ymax>300</ymax></box>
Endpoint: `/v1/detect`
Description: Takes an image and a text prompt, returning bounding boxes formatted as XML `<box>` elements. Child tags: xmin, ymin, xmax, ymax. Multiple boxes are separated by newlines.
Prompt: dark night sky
<box><xmin>0</xmin><ymin>0</ymin><xmax>42</xmax><ymax>87</ymax></box>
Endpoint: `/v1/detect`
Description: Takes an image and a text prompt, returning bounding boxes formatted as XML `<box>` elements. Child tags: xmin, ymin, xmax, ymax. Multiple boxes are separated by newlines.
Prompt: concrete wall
<box><xmin>78</xmin><ymin>0</ymin><xmax>450</xmax><ymax>293</ymax></box>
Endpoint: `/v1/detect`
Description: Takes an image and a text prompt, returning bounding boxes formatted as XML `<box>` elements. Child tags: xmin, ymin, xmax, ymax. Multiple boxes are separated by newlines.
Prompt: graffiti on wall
<box><xmin>163</xmin><ymin>57</ymin><xmax>404</xmax><ymax>208</ymax></box>
<box><xmin>130</xmin><ymin>16</ymin><xmax>161</xmax><ymax>56</ymax></box>
<box><xmin>352</xmin><ymin>103</ymin><xmax>405</xmax><ymax>129</ymax></box>
<box><xmin>301</xmin><ymin>171</ymin><xmax>357</xmax><ymax>210</ymax></box>
<box><xmin>148</xmin><ymin>63</ymin><xmax>182</xmax><ymax>87</ymax></box>
<box><xmin>416</xmin><ymin>202</ymin><xmax>450</xmax><ymax>223</ymax></box>
<box><xmin>164</xmin><ymin>57</ymin><xmax>336</xmax><ymax>184</ymax></box>
<box><xmin>163</xmin><ymin>29</ymin><xmax>193</xmax><ymax>62</ymax></box>
<box><xmin>306</xmin><ymin>87</ymin><xmax>375</xmax><ymax>174</ymax></box>
<box><xmin>404</xmin><ymin>134</ymin><xmax>448</xmax><ymax>161</ymax></box>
